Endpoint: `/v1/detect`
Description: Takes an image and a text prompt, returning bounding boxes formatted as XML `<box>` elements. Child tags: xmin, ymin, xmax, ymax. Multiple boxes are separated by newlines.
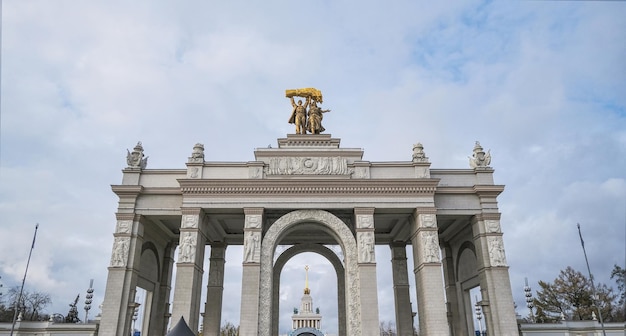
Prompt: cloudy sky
<box><xmin>1</xmin><ymin>0</ymin><xmax>625</xmax><ymax>334</ymax></box>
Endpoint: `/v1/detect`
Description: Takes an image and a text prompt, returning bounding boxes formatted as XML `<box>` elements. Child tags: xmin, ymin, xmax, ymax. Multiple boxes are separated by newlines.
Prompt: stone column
<box><xmin>171</xmin><ymin>209</ymin><xmax>207</xmax><ymax>332</ymax></box>
<box><xmin>472</xmin><ymin>215</ymin><xmax>518</xmax><ymax>336</ymax></box>
<box><xmin>391</xmin><ymin>242</ymin><xmax>414</xmax><ymax>336</ymax></box>
<box><xmin>100</xmin><ymin>215</ymin><xmax>144</xmax><ymax>336</ymax></box>
<box><xmin>151</xmin><ymin>242</ymin><xmax>176</xmax><ymax>336</ymax></box>
<box><xmin>203</xmin><ymin>243</ymin><xmax>227</xmax><ymax>336</ymax></box>
<box><xmin>355</xmin><ymin>208</ymin><xmax>380</xmax><ymax>336</ymax></box>
<box><xmin>441</xmin><ymin>243</ymin><xmax>463</xmax><ymax>336</ymax></box>
<box><xmin>239</xmin><ymin>208</ymin><xmax>263</xmax><ymax>336</ymax></box>
<box><xmin>410</xmin><ymin>210</ymin><xmax>450</xmax><ymax>336</ymax></box>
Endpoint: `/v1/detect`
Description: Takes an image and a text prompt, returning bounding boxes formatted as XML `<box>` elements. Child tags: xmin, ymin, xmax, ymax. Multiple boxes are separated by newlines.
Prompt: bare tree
<box><xmin>5</xmin><ymin>286</ymin><xmax>51</xmax><ymax>321</ymax></box>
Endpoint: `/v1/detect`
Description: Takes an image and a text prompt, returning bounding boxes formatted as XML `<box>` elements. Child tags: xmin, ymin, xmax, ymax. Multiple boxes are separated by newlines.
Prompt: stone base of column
<box><xmin>359</xmin><ymin>263</ymin><xmax>380</xmax><ymax>336</ymax></box>
<box><xmin>239</xmin><ymin>263</ymin><xmax>260</xmax><ymax>336</ymax></box>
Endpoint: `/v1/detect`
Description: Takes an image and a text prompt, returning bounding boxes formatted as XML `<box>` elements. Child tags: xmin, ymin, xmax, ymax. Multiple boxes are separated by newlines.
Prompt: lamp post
<box><xmin>84</xmin><ymin>279</ymin><xmax>94</xmax><ymax>323</ymax></box>
<box><xmin>524</xmin><ymin>277</ymin><xmax>535</xmax><ymax>322</ymax></box>
<box><xmin>475</xmin><ymin>297</ymin><xmax>484</xmax><ymax>336</ymax></box>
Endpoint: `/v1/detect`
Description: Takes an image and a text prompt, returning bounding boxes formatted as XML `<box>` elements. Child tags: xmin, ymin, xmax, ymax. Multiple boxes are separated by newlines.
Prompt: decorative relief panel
<box><xmin>356</xmin><ymin>215</ymin><xmax>373</xmax><ymax>229</ymax></box>
<box><xmin>488</xmin><ymin>236</ymin><xmax>507</xmax><ymax>267</ymax></box>
<box><xmin>265</xmin><ymin>157</ymin><xmax>353</xmax><ymax>175</ymax></box>
<box><xmin>116</xmin><ymin>220</ymin><xmax>132</xmax><ymax>234</ymax></box>
<box><xmin>484</xmin><ymin>220</ymin><xmax>501</xmax><ymax>233</ymax></box>
<box><xmin>419</xmin><ymin>214</ymin><xmax>436</xmax><ymax>228</ymax></box>
<box><xmin>243</xmin><ymin>231</ymin><xmax>260</xmax><ymax>263</ymax></box>
<box><xmin>188</xmin><ymin>167</ymin><xmax>201</xmax><ymax>179</ymax></box>
<box><xmin>179</xmin><ymin>232</ymin><xmax>197</xmax><ymax>263</ymax></box>
<box><xmin>181</xmin><ymin>215</ymin><xmax>199</xmax><ymax>229</ymax></box>
<box><xmin>353</xmin><ymin>166</ymin><xmax>369</xmax><ymax>179</ymax></box>
<box><xmin>110</xmin><ymin>237</ymin><xmax>130</xmax><ymax>267</ymax></box>
<box><xmin>249</xmin><ymin>166</ymin><xmax>263</xmax><ymax>179</ymax></box>
<box><xmin>358</xmin><ymin>232</ymin><xmax>375</xmax><ymax>263</ymax></box>
<box><xmin>421</xmin><ymin>231</ymin><xmax>440</xmax><ymax>263</ymax></box>
<box><xmin>245</xmin><ymin>215</ymin><xmax>262</xmax><ymax>229</ymax></box>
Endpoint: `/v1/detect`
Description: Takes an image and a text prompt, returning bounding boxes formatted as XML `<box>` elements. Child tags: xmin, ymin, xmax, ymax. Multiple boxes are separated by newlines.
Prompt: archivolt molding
<box><xmin>259</xmin><ymin>210</ymin><xmax>361</xmax><ymax>336</ymax></box>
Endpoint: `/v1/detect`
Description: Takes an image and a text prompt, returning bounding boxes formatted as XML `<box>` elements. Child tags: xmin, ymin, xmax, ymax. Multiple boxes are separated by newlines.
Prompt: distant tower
<box><xmin>291</xmin><ymin>266</ymin><xmax>322</xmax><ymax>334</ymax></box>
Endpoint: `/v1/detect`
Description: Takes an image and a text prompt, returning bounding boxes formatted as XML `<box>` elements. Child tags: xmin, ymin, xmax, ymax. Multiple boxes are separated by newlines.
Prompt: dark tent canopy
<box><xmin>165</xmin><ymin>317</ymin><xmax>196</xmax><ymax>336</ymax></box>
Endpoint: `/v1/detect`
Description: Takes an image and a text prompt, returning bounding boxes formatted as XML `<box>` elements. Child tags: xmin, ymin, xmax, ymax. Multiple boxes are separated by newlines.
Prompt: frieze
<box><xmin>488</xmin><ymin>236</ymin><xmax>507</xmax><ymax>267</ymax></box>
<box><xmin>180</xmin><ymin>184</ymin><xmax>437</xmax><ymax>195</ymax></box>
<box><xmin>110</xmin><ymin>237</ymin><xmax>130</xmax><ymax>267</ymax></box>
<box><xmin>265</xmin><ymin>157</ymin><xmax>353</xmax><ymax>175</ymax></box>
<box><xmin>484</xmin><ymin>220</ymin><xmax>501</xmax><ymax>233</ymax></box>
<box><xmin>116</xmin><ymin>220</ymin><xmax>132</xmax><ymax>234</ymax></box>
<box><xmin>181</xmin><ymin>215</ymin><xmax>199</xmax><ymax>229</ymax></box>
<box><xmin>422</xmin><ymin>231</ymin><xmax>440</xmax><ymax>263</ymax></box>
<box><xmin>179</xmin><ymin>232</ymin><xmax>197</xmax><ymax>263</ymax></box>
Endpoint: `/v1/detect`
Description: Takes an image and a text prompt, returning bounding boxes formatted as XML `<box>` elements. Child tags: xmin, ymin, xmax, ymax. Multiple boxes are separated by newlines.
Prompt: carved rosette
<box><xmin>484</xmin><ymin>220</ymin><xmax>501</xmax><ymax>233</ymax></box>
<box><xmin>487</xmin><ymin>236</ymin><xmax>508</xmax><ymax>267</ymax></box>
<box><xmin>181</xmin><ymin>215</ymin><xmax>199</xmax><ymax>229</ymax></box>
<box><xmin>258</xmin><ymin>210</ymin><xmax>361</xmax><ymax>336</ymax></box>
<box><xmin>418</xmin><ymin>214</ymin><xmax>436</xmax><ymax>228</ymax></box>
<box><xmin>116</xmin><ymin>220</ymin><xmax>132</xmax><ymax>234</ymax></box>
<box><xmin>110</xmin><ymin>237</ymin><xmax>130</xmax><ymax>267</ymax></box>
<box><xmin>265</xmin><ymin>157</ymin><xmax>353</xmax><ymax>175</ymax></box>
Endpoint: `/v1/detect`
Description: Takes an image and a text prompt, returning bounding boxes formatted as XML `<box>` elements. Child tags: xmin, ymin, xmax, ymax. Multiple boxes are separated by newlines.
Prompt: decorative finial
<box><xmin>469</xmin><ymin>141</ymin><xmax>491</xmax><ymax>168</ymax></box>
<box><xmin>189</xmin><ymin>143</ymin><xmax>205</xmax><ymax>163</ymax></box>
<box><xmin>412</xmin><ymin>142</ymin><xmax>429</xmax><ymax>162</ymax></box>
<box><xmin>126</xmin><ymin>141</ymin><xmax>148</xmax><ymax>169</ymax></box>
<box><xmin>304</xmin><ymin>265</ymin><xmax>310</xmax><ymax>295</ymax></box>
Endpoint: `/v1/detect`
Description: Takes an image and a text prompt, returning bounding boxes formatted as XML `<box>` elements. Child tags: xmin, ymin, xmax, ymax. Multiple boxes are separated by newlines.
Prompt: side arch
<box><xmin>259</xmin><ymin>209</ymin><xmax>361</xmax><ymax>336</ymax></box>
<box><xmin>272</xmin><ymin>243</ymin><xmax>346</xmax><ymax>336</ymax></box>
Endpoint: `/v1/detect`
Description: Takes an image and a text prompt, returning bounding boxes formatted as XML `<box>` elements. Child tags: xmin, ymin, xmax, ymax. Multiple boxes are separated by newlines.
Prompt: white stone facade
<box><xmin>99</xmin><ymin>134</ymin><xmax>519</xmax><ymax>336</ymax></box>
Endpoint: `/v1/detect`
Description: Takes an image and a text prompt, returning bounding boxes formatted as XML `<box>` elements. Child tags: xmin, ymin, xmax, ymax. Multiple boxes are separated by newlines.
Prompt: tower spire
<box><xmin>304</xmin><ymin>265</ymin><xmax>310</xmax><ymax>295</ymax></box>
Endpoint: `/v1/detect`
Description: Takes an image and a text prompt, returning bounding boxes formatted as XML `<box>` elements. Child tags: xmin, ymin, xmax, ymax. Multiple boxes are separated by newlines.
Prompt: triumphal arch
<box><xmin>99</xmin><ymin>89</ymin><xmax>519</xmax><ymax>336</ymax></box>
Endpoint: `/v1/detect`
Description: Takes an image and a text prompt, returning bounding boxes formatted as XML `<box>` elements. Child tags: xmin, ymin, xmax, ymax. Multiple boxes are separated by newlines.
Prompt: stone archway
<box><xmin>259</xmin><ymin>210</ymin><xmax>361</xmax><ymax>336</ymax></box>
<box><xmin>272</xmin><ymin>243</ymin><xmax>346</xmax><ymax>336</ymax></box>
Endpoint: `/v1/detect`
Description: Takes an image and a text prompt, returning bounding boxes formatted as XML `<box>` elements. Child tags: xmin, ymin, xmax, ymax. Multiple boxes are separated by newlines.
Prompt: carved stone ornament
<box><xmin>265</xmin><ymin>157</ymin><xmax>353</xmax><ymax>175</ymax></box>
<box><xmin>412</xmin><ymin>142</ymin><xmax>429</xmax><ymax>162</ymax></box>
<box><xmin>126</xmin><ymin>142</ymin><xmax>148</xmax><ymax>169</ymax></box>
<box><xmin>419</xmin><ymin>214</ymin><xmax>436</xmax><ymax>228</ymax></box>
<box><xmin>353</xmin><ymin>166</ymin><xmax>369</xmax><ymax>179</ymax></box>
<box><xmin>356</xmin><ymin>215</ymin><xmax>373</xmax><ymax>229</ymax></box>
<box><xmin>245</xmin><ymin>215</ymin><xmax>262</xmax><ymax>229</ymax></box>
<box><xmin>110</xmin><ymin>237</ymin><xmax>130</xmax><ymax>267</ymax></box>
<box><xmin>188</xmin><ymin>143</ymin><xmax>205</xmax><ymax>163</ymax></box>
<box><xmin>188</xmin><ymin>167</ymin><xmax>200</xmax><ymax>179</ymax></box>
<box><xmin>488</xmin><ymin>236</ymin><xmax>507</xmax><ymax>267</ymax></box>
<box><xmin>243</xmin><ymin>231</ymin><xmax>260</xmax><ymax>263</ymax></box>
<box><xmin>258</xmin><ymin>210</ymin><xmax>361</xmax><ymax>336</ymax></box>
<box><xmin>179</xmin><ymin>233</ymin><xmax>197</xmax><ymax>263</ymax></box>
<box><xmin>358</xmin><ymin>232</ymin><xmax>375</xmax><ymax>263</ymax></box>
<box><xmin>182</xmin><ymin>215</ymin><xmax>199</xmax><ymax>229</ymax></box>
<box><xmin>484</xmin><ymin>220</ymin><xmax>501</xmax><ymax>233</ymax></box>
<box><xmin>249</xmin><ymin>166</ymin><xmax>263</xmax><ymax>179</ymax></box>
<box><xmin>422</xmin><ymin>231</ymin><xmax>440</xmax><ymax>263</ymax></box>
<box><xmin>469</xmin><ymin>141</ymin><xmax>492</xmax><ymax>168</ymax></box>
<box><xmin>116</xmin><ymin>220</ymin><xmax>131</xmax><ymax>234</ymax></box>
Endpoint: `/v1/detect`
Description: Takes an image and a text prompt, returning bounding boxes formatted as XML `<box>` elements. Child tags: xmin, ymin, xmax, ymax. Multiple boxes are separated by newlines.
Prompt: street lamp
<box><xmin>475</xmin><ymin>297</ymin><xmax>484</xmax><ymax>336</ymax></box>
<box><xmin>524</xmin><ymin>277</ymin><xmax>535</xmax><ymax>322</ymax></box>
<box><xmin>84</xmin><ymin>279</ymin><xmax>94</xmax><ymax>323</ymax></box>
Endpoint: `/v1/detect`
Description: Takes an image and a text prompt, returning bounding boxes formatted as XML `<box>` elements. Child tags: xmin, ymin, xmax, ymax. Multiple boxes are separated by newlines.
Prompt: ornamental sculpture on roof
<box><xmin>287</xmin><ymin>88</ymin><xmax>331</xmax><ymax>135</ymax></box>
<box><xmin>469</xmin><ymin>141</ymin><xmax>491</xmax><ymax>168</ymax></box>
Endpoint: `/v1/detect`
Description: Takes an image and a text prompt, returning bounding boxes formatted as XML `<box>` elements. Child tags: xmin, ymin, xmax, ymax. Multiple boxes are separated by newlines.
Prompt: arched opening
<box><xmin>259</xmin><ymin>209</ymin><xmax>361</xmax><ymax>336</ymax></box>
<box><xmin>274</xmin><ymin>246</ymin><xmax>343</xmax><ymax>335</ymax></box>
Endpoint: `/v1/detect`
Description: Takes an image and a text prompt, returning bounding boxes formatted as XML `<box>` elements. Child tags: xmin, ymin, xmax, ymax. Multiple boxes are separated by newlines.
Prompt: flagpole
<box><xmin>577</xmin><ymin>223</ymin><xmax>607</xmax><ymax>336</ymax></box>
<box><xmin>10</xmin><ymin>223</ymin><xmax>39</xmax><ymax>336</ymax></box>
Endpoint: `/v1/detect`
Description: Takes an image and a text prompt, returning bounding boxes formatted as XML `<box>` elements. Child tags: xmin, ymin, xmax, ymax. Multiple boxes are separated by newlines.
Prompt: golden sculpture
<box><xmin>287</xmin><ymin>88</ymin><xmax>330</xmax><ymax>134</ymax></box>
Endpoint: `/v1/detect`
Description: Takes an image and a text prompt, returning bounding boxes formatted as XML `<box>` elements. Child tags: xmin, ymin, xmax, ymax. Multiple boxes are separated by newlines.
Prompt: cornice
<box><xmin>473</xmin><ymin>185</ymin><xmax>505</xmax><ymax>197</ymax></box>
<box><xmin>178</xmin><ymin>178</ymin><xmax>439</xmax><ymax>196</ymax></box>
<box><xmin>111</xmin><ymin>185</ymin><xmax>143</xmax><ymax>196</ymax></box>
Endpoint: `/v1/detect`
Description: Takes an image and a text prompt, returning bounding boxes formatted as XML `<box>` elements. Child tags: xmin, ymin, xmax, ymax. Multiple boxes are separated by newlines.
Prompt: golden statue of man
<box><xmin>288</xmin><ymin>96</ymin><xmax>310</xmax><ymax>134</ymax></box>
